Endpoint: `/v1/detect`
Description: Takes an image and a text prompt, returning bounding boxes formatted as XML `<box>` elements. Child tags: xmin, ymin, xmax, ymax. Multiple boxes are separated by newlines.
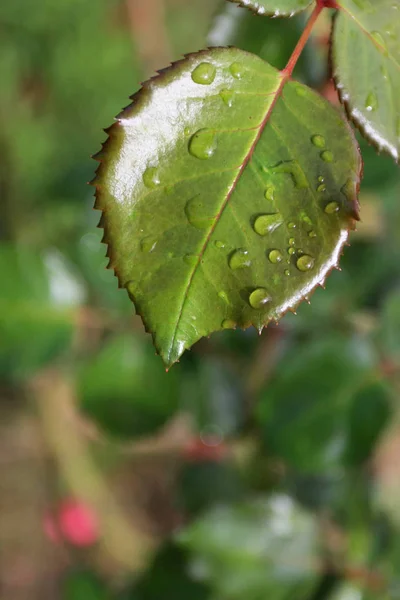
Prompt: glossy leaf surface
<box><xmin>227</xmin><ymin>0</ymin><xmax>314</xmax><ymax>16</ymax></box>
<box><xmin>333</xmin><ymin>0</ymin><xmax>400</xmax><ymax>162</ymax></box>
<box><xmin>94</xmin><ymin>48</ymin><xmax>361</xmax><ymax>367</ymax></box>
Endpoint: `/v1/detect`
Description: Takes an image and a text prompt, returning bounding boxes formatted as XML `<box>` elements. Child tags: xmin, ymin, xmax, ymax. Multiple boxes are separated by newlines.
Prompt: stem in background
<box><xmin>126</xmin><ymin>0</ymin><xmax>172</xmax><ymax>76</ymax></box>
<box><xmin>281</xmin><ymin>0</ymin><xmax>325</xmax><ymax>79</ymax></box>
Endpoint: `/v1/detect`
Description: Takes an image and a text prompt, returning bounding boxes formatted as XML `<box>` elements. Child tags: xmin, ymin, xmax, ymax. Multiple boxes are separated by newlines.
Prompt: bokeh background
<box><xmin>1</xmin><ymin>1</ymin><xmax>400</xmax><ymax>598</ymax></box>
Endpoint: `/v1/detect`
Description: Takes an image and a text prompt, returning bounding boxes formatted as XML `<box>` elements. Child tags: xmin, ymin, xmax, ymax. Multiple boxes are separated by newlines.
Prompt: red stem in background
<box><xmin>281</xmin><ymin>0</ymin><xmax>340</xmax><ymax>80</ymax></box>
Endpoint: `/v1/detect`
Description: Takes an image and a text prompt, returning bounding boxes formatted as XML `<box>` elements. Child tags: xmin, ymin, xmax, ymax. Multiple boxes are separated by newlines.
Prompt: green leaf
<box><xmin>78</xmin><ymin>334</ymin><xmax>180</xmax><ymax>439</ymax></box>
<box><xmin>332</xmin><ymin>0</ymin><xmax>400</xmax><ymax>162</ymax></box>
<box><xmin>94</xmin><ymin>48</ymin><xmax>361</xmax><ymax>367</ymax></box>
<box><xmin>125</xmin><ymin>544</ymin><xmax>211</xmax><ymax>600</ymax></box>
<box><xmin>256</xmin><ymin>336</ymin><xmax>375</xmax><ymax>473</ymax></box>
<box><xmin>179</xmin><ymin>495</ymin><xmax>319</xmax><ymax>599</ymax></box>
<box><xmin>345</xmin><ymin>380</ymin><xmax>392</xmax><ymax>467</ymax></box>
<box><xmin>0</xmin><ymin>244</ymin><xmax>76</xmax><ymax>381</ymax></box>
<box><xmin>63</xmin><ymin>570</ymin><xmax>111</xmax><ymax>600</ymax></box>
<box><xmin>209</xmin><ymin>1</ymin><xmax>305</xmax><ymax>71</ymax></box>
<box><xmin>226</xmin><ymin>0</ymin><xmax>314</xmax><ymax>17</ymax></box>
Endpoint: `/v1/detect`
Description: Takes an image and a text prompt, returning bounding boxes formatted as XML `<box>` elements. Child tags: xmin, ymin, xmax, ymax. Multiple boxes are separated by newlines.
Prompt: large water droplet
<box><xmin>229</xmin><ymin>248</ymin><xmax>251</xmax><ymax>270</ymax></box>
<box><xmin>288</xmin><ymin>247</ymin><xmax>296</xmax><ymax>256</ymax></box>
<box><xmin>184</xmin><ymin>254</ymin><xmax>198</xmax><ymax>266</ymax></box>
<box><xmin>311</xmin><ymin>134</ymin><xmax>325</xmax><ymax>148</ymax></box>
<box><xmin>371</xmin><ymin>31</ymin><xmax>388</xmax><ymax>56</ymax></box>
<box><xmin>143</xmin><ymin>167</ymin><xmax>161</xmax><ymax>188</ymax></box>
<box><xmin>325</xmin><ymin>201</ymin><xmax>339</xmax><ymax>214</ymax></box>
<box><xmin>268</xmin><ymin>249</ymin><xmax>283</xmax><ymax>264</ymax></box>
<box><xmin>271</xmin><ymin>160</ymin><xmax>308</xmax><ymax>189</ymax></box>
<box><xmin>288</xmin><ymin>237</ymin><xmax>295</xmax><ymax>246</ymax></box>
<box><xmin>320</xmin><ymin>151</ymin><xmax>334</xmax><ymax>163</ymax></box>
<box><xmin>264</xmin><ymin>186</ymin><xmax>275</xmax><ymax>201</ymax></box>
<box><xmin>185</xmin><ymin>197</ymin><xmax>215</xmax><ymax>229</ymax></box>
<box><xmin>218</xmin><ymin>291</ymin><xmax>229</xmax><ymax>304</ymax></box>
<box><xmin>140</xmin><ymin>236</ymin><xmax>157</xmax><ymax>253</ymax></box>
<box><xmin>296</xmin><ymin>254</ymin><xmax>314</xmax><ymax>272</ymax></box>
<box><xmin>249</xmin><ymin>288</ymin><xmax>270</xmax><ymax>309</ymax></box>
<box><xmin>191</xmin><ymin>62</ymin><xmax>216</xmax><ymax>85</ymax></box>
<box><xmin>253</xmin><ymin>213</ymin><xmax>283</xmax><ymax>236</ymax></box>
<box><xmin>189</xmin><ymin>129</ymin><xmax>217</xmax><ymax>160</ymax></box>
<box><xmin>219</xmin><ymin>89</ymin><xmax>234</xmax><ymax>107</ymax></box>
<box><xmin>222</xmin><ymin>319</ymin><xmax>236</xmax><ymax>329</ymax></box>
<box><xmin>365</xmin><ymin>91</ymin><xmax>378</xmax><ymax>112</ymax></box>
<box><xmin>317</xmin><ymin>183</ymin><xmax>326</xmax><ymax>192</ymax></box>
<box><xmin>229</xmin><ymin>62</ymin><xmax>244</xmax><ymax>79</ymax></box>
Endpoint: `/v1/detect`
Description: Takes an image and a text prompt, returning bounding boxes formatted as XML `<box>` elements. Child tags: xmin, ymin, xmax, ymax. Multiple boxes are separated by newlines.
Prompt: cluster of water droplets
<box><xmin>138</xmin><ymin>65</ymin><xmax>352</xmax><ymax>328</ymax></box>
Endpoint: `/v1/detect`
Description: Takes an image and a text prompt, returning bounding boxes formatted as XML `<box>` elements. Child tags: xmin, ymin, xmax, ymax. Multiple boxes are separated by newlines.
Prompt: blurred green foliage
<box><xmin>1</xmin><ymin>0</ymin><xmax>399</xmax><ymax>599</ymax></box>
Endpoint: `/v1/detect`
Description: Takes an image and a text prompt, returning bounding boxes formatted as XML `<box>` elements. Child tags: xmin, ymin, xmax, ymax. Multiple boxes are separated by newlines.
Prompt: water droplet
<box><xmin>184</xmin><ymin>127</ymin><xmax>191</xmax><ymax>136</ymax></box>
<box><xmin>229</xmin><ymin>62</ymin><xmax>244</xmax><ymax>79</ymax></box>
<box><xmin>268</xmin><ymin>249</ymin><xmax>283</xmax><ymax>264</ymax></box>
<box><xmin>325</xmin><ymin>201</ymin><xmax>339</xmax><ymax>214</ymax></box>
<box><xmin>191</xmin><ymin>62</ymin><xmax>216</xmax><ymax>85</ymax></box>
<box><xmin>185</xmin><ymin>197</ymin><xmax>215</xmax><ymax>229</ymax></box>
<box><xmin>229</xmin><ymin>248</ymin><xmax>251</xmax><ymax>270</ymax></box>
<box><xmin>301</xmin><ymin>213</ymin><xmax>312</xmax><ymax>226</ymax></box>
<box><xmin>271</xmin><ymin>160</ymin><xmax>308</xmax><ymax>189</ymax></box>
<box><xmin>351</xmin><ymin>0</ymin><xmax>367</xmax><ymax>8</ymax></box>
<box><xmin>143</xmin><ymin>167</ymin><xmax>161</xmax><ymax>188</ymax></box>
<box><xmin>311</xmin><ymin>134</ymin><xmax>325</xmax><ymax>148</ymax></box>
<box><xmin>288</xmin><ymin>237</ymin><xmax>295</xmax><ymax>246</ymax></box>
<box><xmin>222</xmin><ymin>319</ymin><xmax>236</xmax><ymax>329</ymax></box>
<box><xmin>264</xmin><ymin>186</ymin><xmax>275</xmax><ymax>201</ymax></box>
<box><xmin>308</xmin><ymin>230</ymin><xmax>317</xmax><ymax>238</ymax></box>
<box><xmin>253</xmin><ymin>213</ymin><xmax>283</xmax><ymax>236</ymax></box>
<box><xmin>380</xmin><ymin>64</ymin><xmax>389</xmax><ymax>79</ymax></box>
<box><xmin>214</xmin><ymin>240</ymin><xmax>225</xmax><ymax>249</ymax></box>
<box><xmin>320</xmin><ymin>151</ymin><xmax>333</xmax><ymax>163</ymax></box>
<box><xmin>295</xmin><ymin>85</ymin><xmax>307</xmax><ymax>97</ymax></box>
<box><xmin>288</xmin><ymin>222</ymin><xmax>296</xmax><ymax>229</ymax></box>
<box><xmin>140</xmin><ymin>236</ymin><xmax>157</xmax><ymax>253</ymax></box>
<box><xmin>371</xmin><ymin>31</ymin><xmax>388</xmax><ymax>55</ymax></box>
<box><xmin>189</xmin><ymin>128</ymin><xmax>217</xmax><ymax>160</ymax></box>
<box><xmin>288</xmin><ymin>247</ymin><xmax>296</xmax><ymax>255</ymax></box>
<box><xmin>318</xmin><ymin>176</ymin><xmax>325</xmax><ymax>183</ymax></box>
<box><xmin>296</xmin><ymin>254</ymin><xmax>314</xmax><ymax>272</ymax></box>
<box><xmin>284</xmin><ymin>269</ymin><xmax>290</xmax><ymax>276</ymax></box>
<box><xmin>218</xmin><ymin>291</ymin><xmax>229</xmax><ymax>304</ymax></box>
<box><xmin>219</xmin><ymin>89</ymin><xmax>234</xmax><ymax>107</ymax></box>
<box><xmin>249</xmin><ymin>288</ymin><xmax>270</xmax><ymax>309</ymax></box>
<box><xmin>317</xmin><ymin>183</ymin><xmax>326</xmax><ymax>192</ymax></box>
<box><xmin>365</xmin><ymin>91</ymin><xmax>378</xmax><ymax>112</ymax></box>
<box><xmin>126</xmin><ymin>281</ymin><xmax>135</xmax><ymax>297</ymax></box>
<box><xmin>184</xmin><ymin>254</ymin><xmax>198</xmax><ymax>266</ymax></box>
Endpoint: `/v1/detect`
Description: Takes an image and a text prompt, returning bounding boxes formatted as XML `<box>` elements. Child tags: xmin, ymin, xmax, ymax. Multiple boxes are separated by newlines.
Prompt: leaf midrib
<box><xmin>166</xmin><ymin>72</ymin><xmax>286</xmax><ymax>363</ymax></box>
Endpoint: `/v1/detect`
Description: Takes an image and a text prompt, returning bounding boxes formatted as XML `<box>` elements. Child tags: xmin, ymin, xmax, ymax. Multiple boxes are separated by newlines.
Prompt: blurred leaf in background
<box><xmin>0</xmin><ymin>0</ymin><xmax>399</xmax><ymax>599</ymax></box>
